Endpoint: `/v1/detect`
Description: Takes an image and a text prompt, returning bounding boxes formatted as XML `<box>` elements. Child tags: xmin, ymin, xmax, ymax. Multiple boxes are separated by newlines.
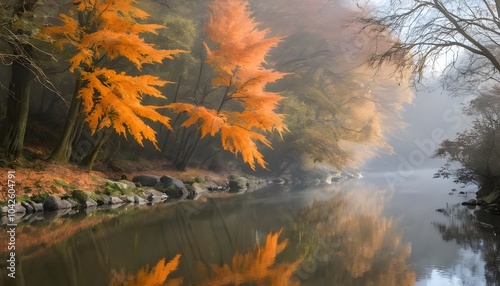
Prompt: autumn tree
<box><xmin>43</xmin><ymin>0</ymin><xmax>184</xmax><ymax>168</ymax></box>
<box><xmin>166</xmin><ymin>0</ymin><xmax>287</xmax><ymax>171</ymax></box>
<box><xmin>250</xmin><ymin>1</ymin><xmax>413</xmax><ymax>175</ymax></box>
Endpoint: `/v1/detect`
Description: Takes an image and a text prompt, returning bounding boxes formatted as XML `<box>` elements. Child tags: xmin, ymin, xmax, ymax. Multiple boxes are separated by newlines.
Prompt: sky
<box><xmin>363</xmin><ymin>83</ymin><xmax>472</xmax><ymax>172</ymax></box>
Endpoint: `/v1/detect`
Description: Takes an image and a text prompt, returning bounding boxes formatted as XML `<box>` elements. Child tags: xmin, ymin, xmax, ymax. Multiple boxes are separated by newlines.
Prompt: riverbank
<box><xmin>0</xmin><ymin>158</ymin><xmax>271</xmax><ymax>225</ymax></box>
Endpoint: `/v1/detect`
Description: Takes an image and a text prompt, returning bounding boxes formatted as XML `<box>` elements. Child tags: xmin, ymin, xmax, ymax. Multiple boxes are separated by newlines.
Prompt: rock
<box><xmin>85</xmin><ymin>198</ymin><xmax>98</xmax><ymax>208</ymax></box>
<box><xmin>106</xmin><ymin>180</ymin><xmax>129</xmax><ymax>190</ymax></box>
<box><xmin>15</xmin><ymin>203</ymin><xmax>26</xmax><ymax>213</ymax></box>
<box><xmin>1</xmin><ymin>206</ymin><xmax>7</xmax><ymax>214</ymax></box>
<box><xmin>132</xmin><ymin>175</ymin><xmax>161</xmax><ymax>187</ymax></box>
<box><xmin>158</xmin><ymin>175</ymin><xmax>188</xmax><ymax>199</ymax></box>
<box><xmin>60</xmin><ymin>200</ymin><xmax>73</xmax><ymax>209</ymax></box>
<box><xmin>118</xmin><ymin>180</ymin><xmax>136</xmax><ymax>189</ymax></box>
<box><xmin>21</xmin><ymin>201</ymin><xmax>34</xmax><ymax>214</ymax></box>
<box><xmin>27</xmin><ymin>201</ymin><xmax>43</xmax><ymax>212</ymax></box>
<box><xmin>109</xmin><ymin>196</ymin><xmax>124</xmax><ymax>205</ymax></box>
<box><xmin>207</xmin><ymin>186</ymin><xmax>226</xmax><ymax>192</ymax></box>
<box><xmin>462</xmin><ymin>199</ymin><xmax>477</xmax><ymax>206</ymax></box>
<box><xmin>144</xmin><ymin>188</ymin><xmax>165</xmax><ymax>197</ymax></box>
<box><xmin>97</xmin><ymin>194</ymin><xmax>111</xmax><ymax>205</ymax></box>
<box><xmin>119</xmin><ymin>195</ymin><xmax>134</xmax><ymax>203</ymax></box>
<box><xmin>65</xmin><ymin>198</ymin><xmax>79</xmax><ymax>208</ymax></box>
<box><xmin>143</xmin><ymin>188</ymin><xmax>167</xmax><ymax>202</ymax></box>
<box><xmin>272</xmin><ymin>178</ymin><xmax>285</xmax><ymax>185</ymax></box>
<box><xmin>134</xmin><ymin>195</ymin><xmax>148</xmax><ymax>205</ymax></box>
<box><xmin>187</xmin><ymin>183</ymin><xmax>206</xmax><ymax>196</ymax></box>
<box><xmin>229</xmin><ymin>176</ymin><xmax>248</xmax><ymax>192</ymax></box>
<box><xmin>43</xmin><ymin>196</ymin><xmax>72</xmax><ymax>211</ymax></box>
<box><xmin>159</xmin><ymin>175</ymin><xmax>185</xmax><ymax>188</ymax></box>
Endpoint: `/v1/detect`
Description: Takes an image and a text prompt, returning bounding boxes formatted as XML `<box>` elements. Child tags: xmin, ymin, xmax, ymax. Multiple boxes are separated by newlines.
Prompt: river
<box><xmin>1</xmin><ymin>169</ymin><xmax>499</xmax><ymax>285</ymax></box>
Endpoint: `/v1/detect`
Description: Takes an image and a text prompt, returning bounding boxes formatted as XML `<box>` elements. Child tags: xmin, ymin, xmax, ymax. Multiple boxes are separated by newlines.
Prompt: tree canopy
<box><xmin>360</xmin><ymin>0</ymin><xmax>500</xmax><ymax>89</ymax></box>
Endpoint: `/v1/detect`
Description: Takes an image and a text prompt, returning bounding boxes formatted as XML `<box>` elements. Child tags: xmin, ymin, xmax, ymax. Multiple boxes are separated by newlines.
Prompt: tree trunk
<box><xmin>82</xmin><ymin>129</ymin><xmax>111</xmax><ymax>171</ymax></box>
<box><xmin>0</xmin><ymin>0</ymin><xmax>39</xmax><ymax>160</ymax></box>
<box><xmin>175</xmin><ymin>131</ymin><xmax>202</xmax><ymax>171</ymax></box>
<box><xmin>49</xmin><ymin>79</ymin><xmax>83</xmax><ymax>163</ymax></box>
<box><xmin>1</xmin><ymin>61</ymin><xmax>33</xmax><ymax>159</ymax></box>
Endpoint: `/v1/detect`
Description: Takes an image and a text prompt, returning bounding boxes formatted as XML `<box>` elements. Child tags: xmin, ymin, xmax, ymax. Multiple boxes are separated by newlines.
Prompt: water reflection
<box><xmin>109</xmin><ymin>254</ymin><xmax>182</xmax><ymax>286</ymax></box>
<box><xmin>109</xmin><ymin>230</ymin><xmax>300</xmax><ymax>286</ymax></box>
<box><xmin>289</xmin><ymin>184</ymin><xmax>415</xmax><ymax>285</ymax></box>
<box><xmin>5</xmin><ymin>182</ymin><xmax>418</xmax><ymax>285</ymax></box>
<box><xmin>430</xmin><ymin>203</ymin><xmax>500</xmax><ymax>285</ymax></box>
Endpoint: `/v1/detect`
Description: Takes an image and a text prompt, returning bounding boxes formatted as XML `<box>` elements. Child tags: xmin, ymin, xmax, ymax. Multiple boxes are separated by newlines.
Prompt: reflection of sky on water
<box><xmin>416</xmin><ymin>248</ymin><xmax>486</xmax><ymax>286</ymax></box>
<box><xmin>370</xmin><ymin>168</ymin><xmax>493</xmax><ymax>285</ymax></box>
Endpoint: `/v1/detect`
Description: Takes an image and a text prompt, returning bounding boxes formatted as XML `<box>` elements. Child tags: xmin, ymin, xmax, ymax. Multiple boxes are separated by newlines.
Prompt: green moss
<box><xmin>87</xmin><ymin>192</ymin><xmax>99</xmax><ymax>201</ymax></box>
<box><xmin>71</xmin><ymin>189</ymin><xmax>88</xmax><ymax>204</ymax></box>
<box><xmin>30</xmin><ymin>193</ymin><xmax>49</xmax><ymax>203</ymax></box>
<box><xmin>102</xmin><ymin>181</ymin><xmax>134</xmax><ymax>197</ymax></box>
<box><xmin>228</xmin><ymin>174</ymin><xmax>239</xmax><ymax>180</ymax></box>
<box><xmin>54</xmin><ymin>179</ymin><xmax>75</xmax><ymax>189</ymax></box>
<box><xmin>183</xmin><ymin>176</ymin><xmax>205</xmax><ymax>185</ymax></box>
<box><xmin>16</xmin><ymin>194</ymin><xmax>30</xmax><ymax>203</ymax></box>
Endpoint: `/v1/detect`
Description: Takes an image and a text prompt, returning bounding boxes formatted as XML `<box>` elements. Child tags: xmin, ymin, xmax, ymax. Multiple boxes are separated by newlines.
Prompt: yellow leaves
<box><xmin>70</xmin><ymin>30</ymin><xmax>184</xmax><ymax>70</ymax></box>
<box><xmin>109</xmin><ymin>254</ymin><xmax>182</xmax><ymax>286</ymax></box>
<box><xmin>41</xmin><ymin>14</ymin><xmax>80</xmax><ymax>48</ymax></box>
<box><xmin>198</xmin><ymin>229</ymin><xmax>301</xmax><ymax>286</ymax></box>
<box><xmin>79</xmin><ymin>68</ymin><xmax>171</xmax><ymax>148</ymax></box>
<box><xmin>220</xmin><ymin>123</ymin><xmax>271</xmax><ymax>170</ymax></box>
<box><xmin>205</xmin><ymin>0</ymin><xmax>282</xmax><ymax>71</ymax></box>
<box><xmin>168</xmin><ymin>103</ymin><xmax>226</xmax><ymax>137</ymax></box>
<box><xmin>167</xmin><ymin>0</ymin><xmax>288</xmax><ymax>170</ymax></box>
<box><xmin>42</xmin><ymin>0</ymin><xmax>186</xmax><ymax>149</ymax></box>
<box><xmin>45</xmin><ymin>0</ymin><xmax>187</xmax><ymax>71</ymax></box>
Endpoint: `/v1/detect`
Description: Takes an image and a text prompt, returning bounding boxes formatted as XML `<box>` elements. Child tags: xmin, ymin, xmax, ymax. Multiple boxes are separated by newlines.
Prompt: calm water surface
<box><xmin>1</xmin><ymin>169</ymin><xmax>499</xmax><ymax>285</ymax></box>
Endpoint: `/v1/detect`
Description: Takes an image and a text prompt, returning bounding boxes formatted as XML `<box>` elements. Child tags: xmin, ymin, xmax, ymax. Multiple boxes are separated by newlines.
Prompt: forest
<box><xmin>0</xmin><ymin>0</ymin><xmax>411</xmax><ymax>179</ymax></box>
<box><xmin>4</xmin><ymin>1</ymin><xmax>500</xmax><ymax>285</ymax></box>
<box><xmin>2</xmin><ymin>0</ymin><xmax>500</xmax><ymax>202</ymax></box>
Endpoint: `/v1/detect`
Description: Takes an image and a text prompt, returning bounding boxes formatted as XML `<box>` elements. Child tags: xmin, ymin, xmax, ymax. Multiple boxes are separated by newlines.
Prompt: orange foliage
<box><xmin>197</xmin><ymin>229</ymin><xmax>301</xmax><ymax>285</ymax></box>
<box><xmin>109</xmin><ymin>254</ymin><xmax>183</xmax><ymax>286</ymax></box>
<box><xmin>79</xmin><ymin>68</ymin><xmax>171</xmax><ymax>147</ymax></box>
<box><xmin>43</xmin><ymin>0</ymin><xmax>185</xmax><ymax>148</ymax></box>
<box><xmin>169</xmin><ymin>0</ymin><xmax>287</xmax><ymax>170</ymax></box>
